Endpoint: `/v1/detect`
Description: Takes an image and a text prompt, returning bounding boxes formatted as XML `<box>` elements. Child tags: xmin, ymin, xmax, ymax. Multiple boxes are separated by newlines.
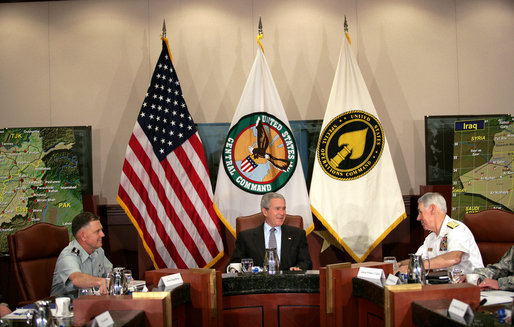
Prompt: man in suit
<box><xmin>230</xmin><ymin>192</ymin><xmax>312</xmax><ymax>271</ymax></box>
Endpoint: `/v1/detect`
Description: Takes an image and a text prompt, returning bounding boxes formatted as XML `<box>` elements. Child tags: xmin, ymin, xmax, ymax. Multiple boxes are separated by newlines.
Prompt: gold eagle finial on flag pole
<box><xmin>257</xmin><ymin>17</ymin><xmax>264</xmax><ymax>53</ymax></box>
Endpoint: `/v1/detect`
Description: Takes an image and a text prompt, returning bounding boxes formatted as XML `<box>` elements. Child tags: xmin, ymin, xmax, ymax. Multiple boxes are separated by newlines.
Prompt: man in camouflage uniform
<box><xmin>473</xmin><ymin>245</ymin><xmax>514</xmax><ymax>291</ymax></box>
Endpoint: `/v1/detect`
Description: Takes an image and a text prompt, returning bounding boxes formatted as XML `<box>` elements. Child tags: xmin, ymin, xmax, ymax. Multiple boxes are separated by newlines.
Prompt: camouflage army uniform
<box><xmin>473</xmin><ymin>245</ymin><xmax>514</xmax><ymax>291</ymax></box>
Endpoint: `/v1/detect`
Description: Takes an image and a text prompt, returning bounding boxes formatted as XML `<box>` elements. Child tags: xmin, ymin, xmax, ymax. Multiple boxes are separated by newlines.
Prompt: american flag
<box><xmin>117</xmin><ymin>38</ymin><xmax>223</xmax><ymax>269</ymax></box>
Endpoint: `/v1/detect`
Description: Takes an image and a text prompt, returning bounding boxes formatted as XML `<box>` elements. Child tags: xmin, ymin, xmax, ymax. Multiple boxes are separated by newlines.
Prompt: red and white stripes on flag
<box><xmin>117</xmin><ymin>38</ymin><xmax>223</xmax><ymax>269</ymax></box>
<box><xmin>241</xmin><ymin>155</ymin><xmax>258</xmax><ymax>173</ymax></box>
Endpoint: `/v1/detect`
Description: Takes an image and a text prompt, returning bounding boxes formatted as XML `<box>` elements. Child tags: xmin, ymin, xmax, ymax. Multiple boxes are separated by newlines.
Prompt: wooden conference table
<box><xmin>0</xmin><ymin>283</ymin><xmax>190</xmax><ymax>327</ymax></box>
<box><xmin>351</xmin><ymin>276</ymin><xmax>480</xmax><ymax>327</ymax></box>
<box><xmin>1</xmin><ymin>310</ymin><xmax>146</xmax><ymax>327</ymax></box>
<box><xmin>318</xmin><ymin>262</ymin><xmax>485</xmax><ymax>327</ymax></box>
<box><xmin>221</xmin><ymin>270</ymin><xmax>320</xmax><ymax>327</ymax></box>
<box><xmin>2</xmin><ymin>263</ymin><xmax>493</xmax><ymax>327</ymax></box>
<box><xmin>146</xmin><ymin>263</ymin><xmax>484</xmax><ymax>327</ymax></box>
<box><xmin>145</xmin><ymin>268</ymin><xmax>321</xmax><ymax>327</ymax></box>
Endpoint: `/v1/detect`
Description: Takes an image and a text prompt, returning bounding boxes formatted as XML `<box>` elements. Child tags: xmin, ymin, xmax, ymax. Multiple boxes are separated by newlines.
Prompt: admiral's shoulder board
<box><xmin>447</xmin><ymin>221</ymin><xmax>460</xmax><ymax>229</ymax></box>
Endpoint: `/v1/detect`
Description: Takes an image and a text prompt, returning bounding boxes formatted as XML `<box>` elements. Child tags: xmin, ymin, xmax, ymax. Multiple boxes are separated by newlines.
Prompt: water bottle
<box><xmin>263</xmin><ymin>248</ymin><xmax>279</xmax><ymax>274</ymax></box>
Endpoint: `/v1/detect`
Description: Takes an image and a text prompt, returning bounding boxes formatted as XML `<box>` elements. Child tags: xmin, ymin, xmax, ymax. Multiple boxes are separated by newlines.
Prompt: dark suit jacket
<box><xmin>230</xmin><ymin>224</ymin><xmax>312</xmax><ymax>271</ymax></box>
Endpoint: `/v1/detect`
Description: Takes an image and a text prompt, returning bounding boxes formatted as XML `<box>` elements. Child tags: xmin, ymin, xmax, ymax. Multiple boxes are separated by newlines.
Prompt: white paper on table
<box><xmin>129</xmin><ymin>280</ymin><xmax>146</xmax><ymax>287</ymax></box>
<box><xmin>93</xmin><ymin>311</ymin><xmax>114</xmax><ymax>327</ymax></box>
<box><xmin>1</xmin><ymin>308</ymin><xmax>33</xmax><ymax>320</ymax></box>
<box><xmin>357</xmin><ymin>267</ymin><xmax>385</xmax><ymax>287</ymax></box>
<box><xmin>158</xmin><ymin>273</ymin><xmax>183</xmax><ymax>291</ymax></box>
<box><xmin>448</xmin><ymin>298</ymin><xmax>474</xmax><ymax>325</ymax></box>
<box><xmin>128</xmin><ymin>280</ymin><xmax>147</xmax><ymax>292</ymax></box>
<box><xmin>480</xmin><ymin>290</ymin><xmax>514</xmax><ymax>305</ymax></box>
<box><xmin>385</xmin><ymin>274</ymin><xmax>400</xmax><ymax>286</ymax></box>
<box><xmin>305</xmin><ymin>270</ymin><xmax>320</xmax><ymax>275</ymax></box>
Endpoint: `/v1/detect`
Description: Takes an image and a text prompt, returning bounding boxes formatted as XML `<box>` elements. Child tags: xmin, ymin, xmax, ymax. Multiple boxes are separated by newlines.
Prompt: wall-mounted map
<box><xmin>0</xmin><ymin>127</ymin><xmax>87</xmax><ymax>252</ymax></box>
<box><xmin>451</xmin><ymin>115</ymin><xmax>513</xmax><ymax>220</ymax></box>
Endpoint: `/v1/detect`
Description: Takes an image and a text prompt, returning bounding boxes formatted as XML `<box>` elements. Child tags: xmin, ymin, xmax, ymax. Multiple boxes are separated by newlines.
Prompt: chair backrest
<box><xmin>235</xmin><ymin>212</ymin><xmax>303</xmax><ymax>236</ymax></box>
<box><xmin>8</xmin><ymin>223</ymin><xmax>69</xmax><ymax>304</ymax></box>
<box><xmin>463</xmin><ymin>209</ymin><xmax>514</xmax><ymax>266</ymax></box>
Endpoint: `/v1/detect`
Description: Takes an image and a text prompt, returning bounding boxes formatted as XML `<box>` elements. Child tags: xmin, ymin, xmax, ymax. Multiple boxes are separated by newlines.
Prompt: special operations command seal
<box><xmin>317</xmin><ymin>110</ymin><xmax>384</xmax><ymax>181</ymax></box>
<box><xmin>222</xmin><ymin>113</ymin><xmax>297</xmax><ymax>194</ymax></box>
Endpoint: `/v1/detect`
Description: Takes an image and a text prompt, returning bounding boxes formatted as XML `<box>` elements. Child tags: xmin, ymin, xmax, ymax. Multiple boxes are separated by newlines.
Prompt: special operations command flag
<box><xmin>310</xmin><ymin>31</ymin><xmax>406</xmax><ymax>262</ymax></box>
<box><xmin>214</xmin><ymin>37</ymin><xmax>313</xmax><ymax>236</ymax></box>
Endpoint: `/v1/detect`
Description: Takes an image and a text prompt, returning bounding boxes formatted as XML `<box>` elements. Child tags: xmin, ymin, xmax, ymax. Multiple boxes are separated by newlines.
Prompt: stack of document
<box><xmin>2</xmin><ymin>308</ymin><xmax>33</xmax><ymax>320</ymax></box>
<box><xmin>480</xmin><ymin>290</ymin><xmax>514</xmax><ymax>305</ymax></box>
<box><xmin>129</xmin><ymin>280</ymin><xmax>147</xmax><ymax>292</ymax></box>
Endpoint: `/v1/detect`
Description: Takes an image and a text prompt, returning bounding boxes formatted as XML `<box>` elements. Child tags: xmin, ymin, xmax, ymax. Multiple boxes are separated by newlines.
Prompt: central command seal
<box><xmin>317</xmin><ymin>110</ymin><xmax>384</xmax><ymax>181</ymax></box>
<box><xmin>222</xmin><ymin>113</ymin><xmax>297</xmax><ymax>194</ymax></box>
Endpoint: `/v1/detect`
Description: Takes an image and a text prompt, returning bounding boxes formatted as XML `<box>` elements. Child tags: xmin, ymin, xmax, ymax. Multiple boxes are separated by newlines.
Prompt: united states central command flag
<box><xmin>214</xmin><ymin>42</ymin><xmax>313</xmax><ymax>236</ymax></box>
<box><xmin>117</xmin><ymin>37</ymin><xmax>223</xmax><ymax>269</ymax></box>
<box><xmin>310</xmin><ymin>33</ymin><xmax>406</xmax><ymax>262</ymax></box>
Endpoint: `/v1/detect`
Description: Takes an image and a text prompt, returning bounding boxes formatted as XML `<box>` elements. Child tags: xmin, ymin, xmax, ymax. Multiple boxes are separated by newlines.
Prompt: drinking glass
<box><xmin>105</xmin><ymin>276</ymin><xmax>111</xmax><ymax>291</ymax></box>
<box><xmin>448</xmin><ymin>267</ymin><xmax>463</xmax><ymax>284</ymax></box>
<box><xmin>384</xmin><ymin>256</ymin><xmax>398</xmax><ymax>272</ymax></box>
<box><xmin>123</xmin><ymin>269</ymin><xmax>133</xmax><ymax>284</ymax></box>
<box><xmin>241</xmin><ymin>258</ymin><xmax>254</xmax><ymax>273</ymax></box>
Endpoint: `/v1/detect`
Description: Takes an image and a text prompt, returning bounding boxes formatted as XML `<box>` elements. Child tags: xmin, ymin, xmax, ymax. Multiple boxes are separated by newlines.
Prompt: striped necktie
<box><xmin>269</xmin><ymin>227</ymin><xmax>277</xmax><ymax>249</ymax></box>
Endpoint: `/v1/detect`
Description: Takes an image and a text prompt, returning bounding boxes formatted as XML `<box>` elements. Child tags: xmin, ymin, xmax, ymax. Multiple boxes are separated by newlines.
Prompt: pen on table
<box><xmin>475</xmin><ymin>298</ymin><xmax>487</xmax><ymax>312</ymax></box>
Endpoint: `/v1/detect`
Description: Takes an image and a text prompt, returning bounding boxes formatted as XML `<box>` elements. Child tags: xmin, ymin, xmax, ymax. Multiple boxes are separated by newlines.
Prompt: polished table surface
<box><xmin>351</xmin><ymin>275</ymin><xmax>482</xmax><ymax>327</ymax></box>
<box><xmin>73</xmin><ymin>284</ymin><xmax>190</xmax><ymax>326</ymax></box>
<box><xmin>222</xmin><ymin>270</ymin><xmax>320</xmax><ymax>295</ymax></box>
<box><xmin>352</xmin><ymin>276</ymin><xmax>385</xmax><ymax>307</ymax></box>
<box><xmin>221</xmin><ymin>271</ymin><xmax>321</xmax><ymax>327</ymax></box>
<box><xmin>350</xmin><ymin>277</ymin><xmax>508</xmax><ymax>326</ymax></box>
<box><xmin>1</xmin><ymin>284</ymin><xmax>191</xmax><ymax>327</ymax></box>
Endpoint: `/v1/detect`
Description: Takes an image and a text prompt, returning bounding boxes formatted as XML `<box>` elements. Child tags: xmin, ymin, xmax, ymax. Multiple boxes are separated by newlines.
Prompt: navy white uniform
<box><xmin>415</xmin><ymin>215</ymin><xmax>484</xmax><ymax>274</ymax></box>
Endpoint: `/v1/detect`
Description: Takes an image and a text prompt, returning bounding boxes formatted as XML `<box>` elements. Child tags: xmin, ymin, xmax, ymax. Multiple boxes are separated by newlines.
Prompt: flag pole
<box><xmin>344</xmin><ymin>16</ymin><xmax>351</xmax><ymax>45</ymax></box>
<box><xmin>257</xmin><ymin>17</ymin><xmax>264</xmax><ymax>53</ymax></box>
<box><xmin>161</xmin><ymin>19</ymin><xmax>173</xmax><ymax>62</ymax></box>
<box><xmin>161</xmin><ymin>19</ymin><xmax>167</xmax><ymax>38</ymax></box>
